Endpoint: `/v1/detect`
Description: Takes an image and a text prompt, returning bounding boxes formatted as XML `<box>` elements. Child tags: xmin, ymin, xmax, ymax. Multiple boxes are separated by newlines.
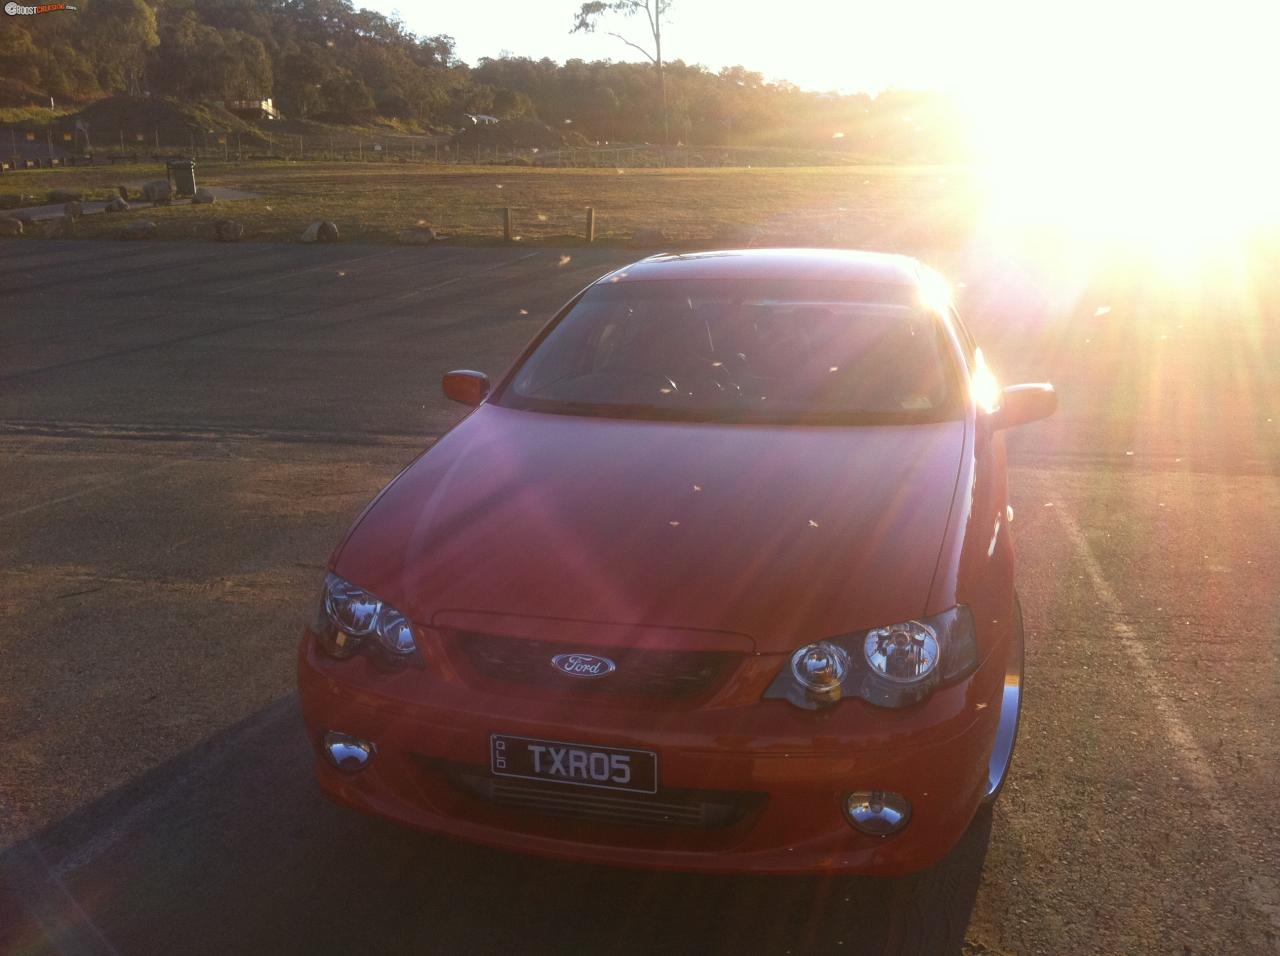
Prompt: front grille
<box><xmin>452</xmin><ymin>631</ymin><xmax>737</xmax><ymax>699</ymax></box>
<box><xmin>448</xmin><ymin>769</ymin><xmax>761</xmax><ymax>829</ymax></box>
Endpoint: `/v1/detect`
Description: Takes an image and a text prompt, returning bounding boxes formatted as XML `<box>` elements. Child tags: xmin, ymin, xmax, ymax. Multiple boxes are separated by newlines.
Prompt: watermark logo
<box><xmin>5</xmin><ymin>1</ymin><xmax>78</xmax><ymax>13</ymax></box>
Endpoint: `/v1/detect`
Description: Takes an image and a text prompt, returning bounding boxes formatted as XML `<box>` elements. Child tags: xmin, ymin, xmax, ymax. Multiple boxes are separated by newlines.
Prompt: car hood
<box><xmin>337</xmin><ymin>404</ymin><xmax>965</xmax><ymax>653</ymax></box>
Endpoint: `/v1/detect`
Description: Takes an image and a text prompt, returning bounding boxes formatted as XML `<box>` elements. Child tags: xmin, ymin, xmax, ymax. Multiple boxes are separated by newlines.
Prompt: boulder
<box><xmin>213</xmin><ymin>219</ymin><xmax>244</xmax><ymax>242</ymax></box>
<box><xmin>47</xmin><ymin>188</ymin><xmax>82</xmax><ymax>203</ymax></box>
<box><xmin>42</xmin><ymin>215</ymin><xmax>74</xmax><ymax>239</ymax></box>
<box><xmin>105</xmin><ymin>196</ymin><xmax>130</xmax><ymax>213</ymax></box>
<box><xmin>300</xmin><ymin>220</ymin><xmax>339</xmax><ymax>243</ymax></box>
<box><xmin>121</xmin><ymin>220</ymin><xmax>158</xmax><ymax>240</ymax></box>
<box><xmin>63</xmin><ymin>200</ymin><xmax>83</xmax><ymax>219</ymax></box>
<box><xmin>192</xmin><ymin>187</ymin><xmax>216</xmax><ymax>205</ymax></box>
<box><xmin>141</xmin><ymin>180</ymin><xmax>172</xmax><ymax>203</ymax></box>
<box><xmin>397</xmin><ymin>224</ymin><xmax>437</xmax><ymax>245</ymax></box>
<box><xmin>0</xmin><ymin>217</ymin><xmax>23</xmax><ymax>237</ymax></box>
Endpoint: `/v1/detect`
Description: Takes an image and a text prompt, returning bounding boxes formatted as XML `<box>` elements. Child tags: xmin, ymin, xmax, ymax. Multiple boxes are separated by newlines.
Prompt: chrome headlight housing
<box><xmin>764</xmin><ymin>606</ymin><xmax>979</xmax><ymax>710</ymax></box>
<box><xmin>314</xmin><ymin>572</ymin><xmax>419</xmax><ymax>664</ymax></box>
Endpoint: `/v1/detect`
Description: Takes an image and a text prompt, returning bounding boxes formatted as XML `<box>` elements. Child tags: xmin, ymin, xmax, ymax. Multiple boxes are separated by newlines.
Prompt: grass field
<box><xmin>0</xmin><ymin>161</ymin><xmax>979</xmax><ymax>248</ymax></box>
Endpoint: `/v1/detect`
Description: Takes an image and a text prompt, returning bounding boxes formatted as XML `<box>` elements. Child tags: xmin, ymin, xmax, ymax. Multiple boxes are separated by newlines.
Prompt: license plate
<box><xmin>490</xmin><ymin>734</ymin><xmax>658</xmax><ymax>794</ymax></box>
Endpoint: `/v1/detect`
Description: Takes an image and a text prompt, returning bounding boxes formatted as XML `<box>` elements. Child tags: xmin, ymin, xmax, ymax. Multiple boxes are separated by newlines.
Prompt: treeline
<box><xmin>0</xmin><ymin>0</ymin><xmax>967</xmax><ymax>157</ymax></box>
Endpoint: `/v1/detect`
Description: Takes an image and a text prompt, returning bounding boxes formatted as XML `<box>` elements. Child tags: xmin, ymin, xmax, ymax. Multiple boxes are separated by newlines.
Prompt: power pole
<box><xmin>654</xmin><ymin>1</ymin><xmax>669</xmax><ymax>146</ymax></box>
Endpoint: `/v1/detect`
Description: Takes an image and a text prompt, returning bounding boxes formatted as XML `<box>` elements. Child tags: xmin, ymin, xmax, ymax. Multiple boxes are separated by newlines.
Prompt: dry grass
<box><xmin>3</xmin><ymin>160</ymin><xmax>981</xmax><ymax>249</ymax></box>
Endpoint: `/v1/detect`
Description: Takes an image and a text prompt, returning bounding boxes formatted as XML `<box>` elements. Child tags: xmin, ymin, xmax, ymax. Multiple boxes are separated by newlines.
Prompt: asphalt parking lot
<box><xmin>1</xmin><ymin>238</ymin><xmax>1278</xmax><ymax>955</ymax></box>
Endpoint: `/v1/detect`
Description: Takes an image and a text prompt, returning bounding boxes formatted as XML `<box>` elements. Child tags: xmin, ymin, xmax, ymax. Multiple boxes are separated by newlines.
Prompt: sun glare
<box><xmin>957</xmin><ymin>2</ymin><xmax>1280</xmax><ymax>273</ymax></box>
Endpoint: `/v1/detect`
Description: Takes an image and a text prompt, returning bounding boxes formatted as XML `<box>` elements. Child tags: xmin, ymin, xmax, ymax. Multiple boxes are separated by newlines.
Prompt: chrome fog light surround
<box><xmin>791</xmin><ymin>641</ymin><xmax>850</xmax><ymax>696</ymax></box>
<box><xmin>843</xmin><ymin>790</ymin><xmax>912</xmax><ymax>836</ymax></box>
<box><xmin>323</xmin><ymin>731</ymin><xmax>377</xmax><ymax>773</ymax></box>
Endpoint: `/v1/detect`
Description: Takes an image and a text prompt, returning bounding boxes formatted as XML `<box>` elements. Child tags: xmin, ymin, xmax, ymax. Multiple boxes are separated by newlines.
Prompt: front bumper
<box><xmin>297</xmin><ymin>633</ymin><xmax>1006</xmax><ymax>876</ymax></box>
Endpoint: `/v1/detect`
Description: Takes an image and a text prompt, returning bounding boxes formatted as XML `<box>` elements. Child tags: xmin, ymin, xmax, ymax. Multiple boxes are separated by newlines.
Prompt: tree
<box><xmin>80</xmin><ymin>0</ymin><xmax>159</xmax><ymax>94</ymax></box>
<box><xmin>216</xmin><ymin>30</ymin><xmax>273</xmax><ymax>99</ymax></box>
<box><xmin>584</xmin><ymin>84</ymin><xmax>619</xmax><ymax>141</ymax></box>
<box><xmin>274</xmin><ymin>43</ymin><xmax>331</xmax><ymax>118</ymax></box>
<box><xmin>571</xmin><ymin>0</ymin><xmax>672</xmax><ymax>144</ymax></box>
<box><xmin>319</xmin><ymin>73</ymin><xmax>375</xmax><ymax>120</ymax></box>
<box><xmin>0</xmin><ymin>23</ymin><xmax>44</xmax><ymax>89</ymax></box>
<box><xmin>492</xmin><ymin>88</ymin><xmax>535</xmax><ymax>120</ymax></box>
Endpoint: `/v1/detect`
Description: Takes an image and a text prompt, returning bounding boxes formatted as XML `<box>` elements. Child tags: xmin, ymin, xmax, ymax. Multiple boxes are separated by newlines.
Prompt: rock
<box><xmin>397</xmin><ymin>224</ymin><xmax>437</xmax><ymax>245</ymax></box>
<box><xmin>47</xmin><ymin>188</ymin><xmax>82</xmax><ymax>203</ymax></box>
<box><xmin>0</xmin><ymin>217</ymin><xmax>23</xmax><ymax>237</ymax></box>
<box><xmin>63</xmin><ymin>201</ymin><xmax>83</xmax><ymax>219</ymax></box>
<box><xmin>631</xmin><ymin>226</ymin><xmax>669</xmax><ymax>243</ymax></box>
<box><xmin>300</xmin><ymin>220</ymin><xmax>339</xmax><ymax>243</ymax></box>
<box><xmin>121</xmin><ymin>220</ymin><xmax>158</xmax><ymax>240</ymax></box>
<box><xmin>42</xmin><ymin>214</ymin><xmax>74</xmax><ymax>239</ymax></box>
<box><xmin>105</xmin><ymin>196</ymin><xmax>130</xmax><ymax>213</ymax></box>
<box><xmin>142</xmin><ymin>180</ymin><xmax>172</xmax><ymax>203</ymax></box>
<box><xmin>192</xmin><ymin>187</ymin><xmax>216</xmax><ymax>205</ymax></box>
<box><xmin>212</xmin><ymin>219</ymin><xmax>244</xmax><ymax>242</ymax></box>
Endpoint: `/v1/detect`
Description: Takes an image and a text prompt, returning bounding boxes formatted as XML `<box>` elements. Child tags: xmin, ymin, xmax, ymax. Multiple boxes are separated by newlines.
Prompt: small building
<box><xmin>216</xmin><ymin>98</ymin><xmax>279</xmax><ymax>121</ymax></box>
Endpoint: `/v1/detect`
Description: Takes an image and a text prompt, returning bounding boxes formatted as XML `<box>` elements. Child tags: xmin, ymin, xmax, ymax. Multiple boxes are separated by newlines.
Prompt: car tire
<box><xmin>879</xmin><ymin>805</ymin><xmax>995</xmax><ymax>955</ymax></box>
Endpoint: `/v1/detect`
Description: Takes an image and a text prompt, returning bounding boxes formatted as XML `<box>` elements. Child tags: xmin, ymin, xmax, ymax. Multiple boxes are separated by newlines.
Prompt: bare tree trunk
<box><xmin>654</xmin><ymin>4</ymin><xmax>669</xmax><ymax>145</ymax></box>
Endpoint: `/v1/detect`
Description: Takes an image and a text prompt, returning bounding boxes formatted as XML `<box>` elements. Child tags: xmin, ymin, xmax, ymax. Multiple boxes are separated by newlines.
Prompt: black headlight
<box><xmin>763</xmin><ymin>606</ymin><xmax>979</xmax><ymax>710</ymax></box>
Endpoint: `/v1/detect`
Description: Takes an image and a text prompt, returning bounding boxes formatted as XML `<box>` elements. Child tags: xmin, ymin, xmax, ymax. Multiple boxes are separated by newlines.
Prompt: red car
<box><xmin>298</xmin><ymin>249</ymin><xmax>1056</xmax><ymax>875</ymax></box>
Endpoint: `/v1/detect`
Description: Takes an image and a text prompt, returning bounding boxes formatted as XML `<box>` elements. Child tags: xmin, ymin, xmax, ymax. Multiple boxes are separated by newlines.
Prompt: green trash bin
<box><xmin>168</xmin><ymin>160</ymin><xmax>197</xmax><ymax>197</ymax></box>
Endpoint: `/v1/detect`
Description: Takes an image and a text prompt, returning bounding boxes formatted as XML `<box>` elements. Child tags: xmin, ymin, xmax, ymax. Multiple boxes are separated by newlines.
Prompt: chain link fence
<box><xmin>4</xmin><ymin>126</ymin><xmax>872</xmax><ymax>172</ymax></box>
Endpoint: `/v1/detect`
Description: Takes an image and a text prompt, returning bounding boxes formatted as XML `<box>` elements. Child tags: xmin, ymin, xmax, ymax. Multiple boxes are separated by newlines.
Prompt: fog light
<box><xmin>844</xmin><ymin>790</ymin><xmax>911</xmax><ymax>836</ymax></box>
<box><xmin>323</xmin><ymin>731</ymin><xmax>376</xmax><ymax>772</ymax></box>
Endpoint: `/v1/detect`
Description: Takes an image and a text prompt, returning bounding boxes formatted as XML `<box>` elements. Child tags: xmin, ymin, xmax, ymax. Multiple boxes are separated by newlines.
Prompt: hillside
<box><xmin>0</xmin><ymin>0</ymin><xmax>967</xmax><ymax>160</ymax></box>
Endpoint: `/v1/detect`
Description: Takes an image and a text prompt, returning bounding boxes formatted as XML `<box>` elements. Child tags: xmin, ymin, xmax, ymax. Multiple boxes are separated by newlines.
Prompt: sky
<box><xmin>369</xmin><ymin>0</ymin><xmax>1280</xmax><ymax>100</ymax></box>
<box><xmin>372</xmin><ymin>0</ymin><xmax>985</xmax><ymax>93</ymax></box>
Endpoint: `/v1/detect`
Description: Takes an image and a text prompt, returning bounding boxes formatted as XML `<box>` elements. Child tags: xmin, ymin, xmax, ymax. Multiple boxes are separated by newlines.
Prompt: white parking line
<box><xmin>0</xmin><ymin>462</ymin><xmax>184</xmax><ymax>524</ymax></box>
<box><xmin>216</xmin><ymin>248</ymin><xmax>402</xmax><ymax>294</ymax></box>
<box><xmin>1055</xmin><ymin>508</ymin><xmax>1280</xmax><ymax>943</ymax></box>
<box><xmin>46</xmin><ymin>699</ymin><xmax>295</xmax><ymax>878</ymax></box>
<box><xmin>393</xmin><ymin>251</ymin><xmax>541</xmax><ymax>301</ymax></box>
<box><xmin>2</xmin><ymin>841</ymin><xmax>120</xmax><ymax>956</ymax></box>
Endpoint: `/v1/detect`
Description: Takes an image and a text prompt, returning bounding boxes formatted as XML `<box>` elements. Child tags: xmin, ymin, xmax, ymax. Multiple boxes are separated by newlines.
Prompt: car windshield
<box><xmin>497</xmin><ymin>278</ymin><xmax>962</xmax><ymax>424</ymax></box>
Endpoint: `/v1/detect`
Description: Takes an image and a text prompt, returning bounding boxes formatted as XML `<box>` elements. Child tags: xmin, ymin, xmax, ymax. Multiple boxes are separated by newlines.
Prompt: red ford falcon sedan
<box><xmin>297</xmin><ymin>248</ymin><xmax>1056</xmax><ymax>875</ymax></box>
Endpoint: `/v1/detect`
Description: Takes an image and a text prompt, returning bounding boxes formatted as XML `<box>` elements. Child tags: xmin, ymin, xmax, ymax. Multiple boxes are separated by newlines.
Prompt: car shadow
<box><xmin>0</xmin><ymin>697</ymin><xmax>991</xmax><ymax>956</ymax></box>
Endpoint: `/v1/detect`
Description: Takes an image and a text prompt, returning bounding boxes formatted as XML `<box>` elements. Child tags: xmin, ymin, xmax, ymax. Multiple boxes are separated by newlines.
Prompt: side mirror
<box><xmin>442</xmin><ymin>369</ymin><xmax>490</xmax><ymax>407</ymax></box>
<box><xmin>992</xmin><ymin>383</ymin><xmax>1056</xmax><ymax>429</ymax></box>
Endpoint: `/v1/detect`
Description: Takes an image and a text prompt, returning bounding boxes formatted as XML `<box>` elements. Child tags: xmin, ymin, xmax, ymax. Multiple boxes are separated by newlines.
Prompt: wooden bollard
<box><xmin>503</xmin><ymin>207</ymin><xmax>513</xmax><ymax>242</ymax></box>
<box><xmin>585</xmin><ymin>206</ymin><xmax>596</xmax><ymax>243</ymax></box>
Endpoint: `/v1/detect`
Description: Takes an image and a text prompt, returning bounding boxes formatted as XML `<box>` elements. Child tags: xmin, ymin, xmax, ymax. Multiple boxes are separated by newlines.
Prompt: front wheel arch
<box><xmin>982</xmin><ymin>592</ymin><xmax>1024</xmax><ymax>804</ymax></box>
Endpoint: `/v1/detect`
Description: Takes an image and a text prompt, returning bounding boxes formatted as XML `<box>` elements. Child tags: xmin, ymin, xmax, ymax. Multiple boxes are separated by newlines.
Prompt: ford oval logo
<box><xmin>551</xmin><ymin>653</ymin><xmax>616</xmax><ymax>679</ymax></box>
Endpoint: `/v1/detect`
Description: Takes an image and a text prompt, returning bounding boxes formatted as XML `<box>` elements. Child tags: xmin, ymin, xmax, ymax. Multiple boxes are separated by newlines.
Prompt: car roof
<box><xmin>596</xmin><ymin>248</ymin><xmax>924</xmax><ymax>286</ymax></box>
